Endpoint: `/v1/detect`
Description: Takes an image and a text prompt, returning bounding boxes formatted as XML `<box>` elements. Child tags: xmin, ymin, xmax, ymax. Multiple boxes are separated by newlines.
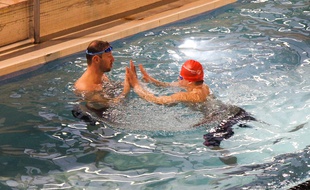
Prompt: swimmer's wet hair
<box><xmin>194</xmin><ymin>80</ymin><xmax>204</xmax><ymax>85</ymax></box>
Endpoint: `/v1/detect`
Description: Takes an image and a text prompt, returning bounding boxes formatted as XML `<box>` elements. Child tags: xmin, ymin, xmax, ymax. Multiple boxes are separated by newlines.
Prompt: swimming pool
<box><xmin>1</xmin><ymin>0</ymin><xmax>309</xmax><ymax>189</ymax></box>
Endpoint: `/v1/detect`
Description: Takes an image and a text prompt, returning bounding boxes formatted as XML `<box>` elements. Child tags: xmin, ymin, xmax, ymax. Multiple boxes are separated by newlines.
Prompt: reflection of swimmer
<box><xmin>72</xmin><ymin>97</ymin><xmax>122</xmax><ymax>125</ymax></box>
<box><xmin>127</xmin><ymin>60</ymin><xmax>256</xmax><ymax>147</ymax></box>
<box><xmin>72</xmin><ymin>103</ymin><xmax>109</xmax><ymax>125</ymax></box>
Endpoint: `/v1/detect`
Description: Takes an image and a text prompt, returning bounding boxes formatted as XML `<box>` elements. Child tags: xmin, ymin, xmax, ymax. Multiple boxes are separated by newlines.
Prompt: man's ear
<box><xmin>92</xmin><ymin>55</ymin><xmax>100</xmax><ymax>63</ymax></box>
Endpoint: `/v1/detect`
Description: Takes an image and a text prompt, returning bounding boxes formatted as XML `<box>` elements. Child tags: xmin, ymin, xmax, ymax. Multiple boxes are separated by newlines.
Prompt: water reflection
<box><xmin>0</xmin><ymin>0</ymin><xmax>310</xmax><ymax>189</ymax></box>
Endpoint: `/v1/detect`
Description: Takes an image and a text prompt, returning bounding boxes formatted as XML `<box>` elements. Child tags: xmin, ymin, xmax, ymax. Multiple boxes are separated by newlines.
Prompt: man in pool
<box><xmin>74</xmin><ymin>40</ymin><xmax>130</xmax><ymax>101</ymax></box>
<box><xmin>126</xmin><ymin>60</ymin><xmax>256</xmax><ymax>147</ymax></box>
<box><xmin>73</xmin><ymin>40</ymin><xmax>132</xmax><ymax>124</ymax></box>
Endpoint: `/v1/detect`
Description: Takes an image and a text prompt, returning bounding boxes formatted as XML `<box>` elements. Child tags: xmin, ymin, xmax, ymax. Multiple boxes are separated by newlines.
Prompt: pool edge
<box><xmin>0</xmin><ymin>0</ymin><xmax>236</xmax><ymax>79</ymax></box>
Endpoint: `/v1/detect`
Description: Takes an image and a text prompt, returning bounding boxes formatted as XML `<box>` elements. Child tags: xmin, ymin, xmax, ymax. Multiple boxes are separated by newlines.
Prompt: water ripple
<box><xmin>1</xmin><ymin>1</ymin><xmax>310</xmax><ymax>189</ymax></box>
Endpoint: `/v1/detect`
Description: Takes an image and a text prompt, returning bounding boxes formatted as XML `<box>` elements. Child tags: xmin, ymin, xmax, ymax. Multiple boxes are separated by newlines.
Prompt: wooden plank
<box><xmin>0</xmin><ymin>1</ymin><xmax>30</xmax><ymax>47</ymax></box>
<box><xmin>39</xmin><ymin>0</ymin><xmax>163</xmax><ymax>37</ymax></box>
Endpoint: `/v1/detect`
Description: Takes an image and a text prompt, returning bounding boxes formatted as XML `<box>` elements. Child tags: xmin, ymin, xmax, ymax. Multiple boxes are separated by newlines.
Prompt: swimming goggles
<box><xmin>85</xmin><ymin>46</ymin><xmax>113</xmax><ymax>55</ymax></box>
<box><xmin>179</xmin><ymin>75</ymin><xmax>184</xmax><ymax>80</ymax></box>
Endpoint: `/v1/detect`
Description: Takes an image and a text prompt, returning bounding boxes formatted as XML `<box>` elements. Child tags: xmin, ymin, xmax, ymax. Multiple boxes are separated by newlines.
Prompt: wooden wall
<box><xmin>39</xmin><ymin>0</ymin><xmax>163</xmax><ymax>37</ymax></box>
<box><xmin>0</xmin><ymin>0</ymin><xmax>31</xmax><ymax>47</ymax></box>
<box><xmin>0</xmin><ymin>0</ymin><xmax>162</xmax><ymax>47</ymax></box>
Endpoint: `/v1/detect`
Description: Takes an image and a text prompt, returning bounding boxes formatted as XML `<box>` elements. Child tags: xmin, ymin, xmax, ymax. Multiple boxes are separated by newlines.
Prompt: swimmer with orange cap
<box><xmin>126</xmin><ymin>59</ymin><xmax>210</xmax><ymax>105</ymax></box>
<box><xmin>127</xmin><ymin>60</ymin><xmax>257</xmax><ymax>147</ymax></box>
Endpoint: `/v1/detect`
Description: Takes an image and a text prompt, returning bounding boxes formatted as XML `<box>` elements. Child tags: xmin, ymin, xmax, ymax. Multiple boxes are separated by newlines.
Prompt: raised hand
<box><xmin>139</xmin><ymin>64</ymin><xmax>151</xmax><ymax>82</ymax></box>
<box><xmin>122</xmin><ymin>69</ymin><xmax>131</xmax><ymax>94</ymax></box>
<box><xmin>130</xmin><ymin>60</ymin><xmax>137</xmax><ymax>77</ymax></box>
<box><xmin>126</xmin><ymin>66</ymin><xmax>139</xmax><ymax>87</ymax></box>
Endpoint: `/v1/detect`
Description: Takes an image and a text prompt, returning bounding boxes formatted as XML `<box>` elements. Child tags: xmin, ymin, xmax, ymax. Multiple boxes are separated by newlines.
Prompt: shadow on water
<box><xmin>224</xmin><ymin>145</ymin><xmax>310</xmax><ymax>189</ymax></box>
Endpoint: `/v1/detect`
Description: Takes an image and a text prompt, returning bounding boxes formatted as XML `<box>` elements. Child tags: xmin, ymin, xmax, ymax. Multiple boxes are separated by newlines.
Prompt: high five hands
<box><xmin>125</xmin><ymin>60</ymin><xmax>137</xmax><ymax>88</ymax></box>
<box><xmin>126</xmin><ymin>60</ymin><xmax>151</xmax><ymax>88</ymax></box>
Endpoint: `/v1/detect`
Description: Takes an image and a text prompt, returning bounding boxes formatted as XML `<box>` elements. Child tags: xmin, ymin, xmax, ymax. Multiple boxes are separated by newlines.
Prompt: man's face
<box><xmin>99</xmin><ymin>50</ymin><xmax>114</xmax><ymax>72</ymax></box>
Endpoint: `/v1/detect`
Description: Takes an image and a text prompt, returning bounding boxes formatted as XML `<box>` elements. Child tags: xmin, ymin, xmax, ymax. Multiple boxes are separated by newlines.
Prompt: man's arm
<box><xmin>109</xmin><ymin>69</ymin><xmax>131</xmax><ymax>104</ymax></box>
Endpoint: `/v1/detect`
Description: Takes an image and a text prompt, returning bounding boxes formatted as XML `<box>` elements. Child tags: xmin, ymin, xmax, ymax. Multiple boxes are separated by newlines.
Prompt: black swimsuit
<box><xmin>203</xmin><ymin>107</ymin><xmax>256</xmax><ymax>147</ymax></box>
<box><xmin>190</xmin><ymin>95</ymin><xmax>257</xmax><ymax>147</ymax></box>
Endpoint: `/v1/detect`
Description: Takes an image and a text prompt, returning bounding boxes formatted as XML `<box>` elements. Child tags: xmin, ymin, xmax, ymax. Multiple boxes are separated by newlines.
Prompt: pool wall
<box><xmin>0</xmin><ymin>0</ymin><xmax>236</xmax><ymax>79</ymax></box>
<box><xmin>0</xmin><ymin>0</ymin><xmax>166</xmax><ymax>47</ymax></box>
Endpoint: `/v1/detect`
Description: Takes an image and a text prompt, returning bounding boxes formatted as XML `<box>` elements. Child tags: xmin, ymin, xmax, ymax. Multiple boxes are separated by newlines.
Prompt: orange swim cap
<box><xmin>180</xmin><ymin>60</ymin><xmax>204</xmax><ymax>82</ymax></box>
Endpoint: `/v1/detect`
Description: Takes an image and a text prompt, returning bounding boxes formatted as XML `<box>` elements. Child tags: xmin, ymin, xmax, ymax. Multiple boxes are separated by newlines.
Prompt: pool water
<box><xmin>1</xmin><ymin>0</ymin><xmax>310</xmax><ymax>189</ymax></box>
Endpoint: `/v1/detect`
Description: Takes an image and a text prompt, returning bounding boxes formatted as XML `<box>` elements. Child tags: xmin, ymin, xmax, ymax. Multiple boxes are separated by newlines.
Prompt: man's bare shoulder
<box><xmin>74</xmin><ymin>79</ymin><xmax>102</xmax><ymax>92</ymax></box>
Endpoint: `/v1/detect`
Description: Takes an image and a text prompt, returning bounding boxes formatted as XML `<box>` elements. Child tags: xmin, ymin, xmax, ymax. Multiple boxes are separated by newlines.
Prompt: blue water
<box><xmin>1</xmin><ymin>0</ymin><xmax>310</xmax><ymax>189</ymax></box>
